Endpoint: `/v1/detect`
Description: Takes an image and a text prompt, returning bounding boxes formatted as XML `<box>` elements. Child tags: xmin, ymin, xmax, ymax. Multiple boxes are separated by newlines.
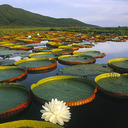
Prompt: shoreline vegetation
<box><xmin>0</xmin><ymin>26</ymin><xmax>128</xmax><ymax>38</ymax></box>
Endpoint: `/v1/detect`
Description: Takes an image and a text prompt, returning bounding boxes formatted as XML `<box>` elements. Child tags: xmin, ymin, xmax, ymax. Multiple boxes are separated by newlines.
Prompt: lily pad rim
<box><xmin>29</xmin><ymin>52</ymin><xmax>53</xmax><ymax>57</ymax></box>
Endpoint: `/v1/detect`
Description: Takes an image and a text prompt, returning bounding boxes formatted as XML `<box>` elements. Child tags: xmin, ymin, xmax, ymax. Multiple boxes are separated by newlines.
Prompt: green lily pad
<box><xmin>58</xmin><ymin>45</ymin><xmax>79</xmax><ymax>50</ymax></box>
<box><xmin>62</xmin><ymin>64</ymin><xmax>113</xmax><ymax>76</ymax></box>
<box><xmin>108</xmin><ymin>58</ymin><xmax>128</xmax><ymax>72</ymax></box>
<box><xmin>46</xmin><ymin>42</ymin><xmax>65</xmax><ymax>48</ymax></box>
<box><xmin>0</xmin><ymin>120</ymin><xmax>63</xmax><ymax>128</ymax></box>
<box><xmin>0</xmin><ymin>59</ymin><xmax>15</xmax><ymax>66</ymax></box>
<box><xmin>31</xmin><ymin>76</ymin><xmax>97</xmax><ymax>106</ymax></box>
<box><xmin>58</xmin><ymin>54</ymin><xmax>95</xmax><ymax>65</ymax></box>
<box><xmin>32</xmin><ymin>47</ymin><xmax>53</xmax><ymax>52</ymax></box>
<box><xmin>14</xmin><ymin>58</ymin><xmax>57</xmax><ymax>72</ymax></box>
<box><xmin>26</xmin><ymin>43</ymin><xmax>45</xmax><ymax>47</ymax></box>
<box><xmin>29</xmin><ymin>52</ymin><xmax>57</xmax><ymax>59</ymax></box>
<box><xmin>0</xmin><ymin>66</ymin><xmax>27</xmax><ymax>82</ymax></box>
<box><xmin>52</xmin><ymin>48</ymin><xmax>74</xmax><ymax>55</ymax></box>
<box><xmin>73</xmin><ymin>50</ymin><xmax>106</xmax><ymax>58</ymax></box>
<box><xmin>82</xmin><ymin>43</ymin><xmax>95</xmax><ymax>48</ymax></box>
<box><xmin>0</xmin><ymin>83</ymin><xmax>30</xmax><ymax>119</ymax></box>
<box><xmin>0</xmin><ymin>48</ymin><xmax>30</xmax><ymax>58</ymax></box>
<box><xmin>95</xmin><ymin>73</ymin><xmax>128</xmax><ymax>98</ymax></box>
<box><xmin>9</xmin><ymin>45</ymin><xmax>34</xmax><ymax>51</ymax></box>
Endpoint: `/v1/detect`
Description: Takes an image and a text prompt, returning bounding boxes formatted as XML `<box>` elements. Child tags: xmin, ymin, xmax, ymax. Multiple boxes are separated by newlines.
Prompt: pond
<box><xmin>0</xmin><ymin>40</ymin><xmax>128</xmax><ymax>128</ymax></box>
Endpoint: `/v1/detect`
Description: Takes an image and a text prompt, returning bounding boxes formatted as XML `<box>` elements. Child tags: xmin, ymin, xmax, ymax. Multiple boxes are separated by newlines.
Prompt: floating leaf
<box><xmin>0</xmin><ymin>59</ymin><xmax>15</xmax><ymax>66</ymax></box>
<box><xmin>0</xmin><ymin>120</ymin><xmax>63</xmax><ymax>128</ymax></box>
<box><xmin>0</xmin><ymin>83</ymin><xmax>30</xmax><ymax>119</ymax></box>
<box><xmin>74</xmin><ymin>50</ymin><xmax>106</xmax><ymax>58</ymax></box>
<box><xmin>62</xmin><ymin>64</ymin><xmax>113</xmax><ymax>76</ymax></box>
<box><xmin>95</xmin><ymin>73</ymin><xmax>128</xmax><ymax>98</ymax></box>
<box><xmin>0</xmin><ymin>66</ymin><xmax>27</xmax><ymax>82</ymax></box>
<box><xmin>31</xmin><ymin>76</ymin><xmax>97</xmax><ymax>106</ymax></box>
<box><xmin>0</xmin><ymin>48</ymin><xmax>30</xmax><ymax>58</ymax></box>
<box><xmin>108</xmin><ymin>58</ymin><xmax>128</xmax><ymax>72</ymax></box>
<box><xmin>52</xmin><ymin>48</ymin><xmax>74</xmax><ymax>55</ymax></box>
<box><xmin>14</xmin><ymin>58</ymin><xmax>57</xmax><ymax>72</ymax></box>
<box><xmin>32</xmin><ymin>47</ymin><xmax>53</xmax><ymax>52</ymax></box>
<box><xmin>58</xmin><ymin>45</ymin><xmax>79</xmax><ymax>50</ymax></box>
<box><xmin>58</xmin><ymin>54</ymin><xmax>95</xmax><ymax>65</ymax></box>
<box><xmin>29</xmin><ymin>52</ymin><xmax>57</xmax><ymax>60</ymax></box>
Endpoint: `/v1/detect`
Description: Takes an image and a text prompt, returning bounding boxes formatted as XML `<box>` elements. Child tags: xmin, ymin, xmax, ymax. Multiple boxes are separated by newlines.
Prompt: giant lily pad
<box><xmin>14</xmin><ymin>58</ymin><xmax>57</xmax><ymax>72</ymax></box>
<box><xmin>82</xmin><ymin>43</ymin><xmax>95</xmax><ymax>48</ymax></box>
<box><xmin>9</xmin><ymin>45</ymin><xmax>34</xmax><ymax>51</ymax></box>
<box><xmin>29</xmin><ymin>52</ymin><xmax>57</xmax><ymax>60</ymax></box>
<box><xmin>108</xmin><ymin>58</ymin><xmax>128</xmax><ymax>72</ymax></box>
<box><xmin>32</xmin><ymin>47</ymin><xmax>53</xmax><ymax>52</ymax></box>
<box><xmin>72</xmin><ymin>43</ymin><xmax>85</xmax><ymax>48</ymax></box>
<box><xmin>0</xmin><ymin>59</ymin><xmax>15</xmax><ymax>66</ymax></box>
<box><xmin>0</xmin><ymin>66</ymin><xmax>27</xmax><ymax>82</ymax></box>
<box><xmin>58</xmin><ymin>45</ymin><xmax>79</xmax><ymax>51</ymax></box>
<box><xmin>58</xmin><ymin>54</ymin><xmax>96</xmax><ymax>65</ymax></box>
<box><xmin>0</xmin><ymin>42</ymin><xmax>15</xmax><ymax>48</ymax></box>
<box><xmin>26</xmin><ymin>42</ymin><xmax>45</xmax><ymax>47</ymax></box>
<box><xmin>31</xmin><ymin>76</ymin><xmax>97</xmax><ymax>106</ymax></box>
<box><xmin>0</xmin><ymin>48</ymin><xmax>30</xmax><ymax>58</ymax></box>
<box><xmin>24</xmin><ymin>39</ymin><xmax>41</xmax><ymax>44</ymax></box>
<box><xmin>0</xmin><ymin>120</ymin><xmax>63</xmax><ymax>128</ymax></box>
<box><xmin>0</xmin><ymin>83</ymin><xmax>31</xmax><ymax>119</ymax></box>
<box><xmin>95</xmin><ymin>73</ymin><xmax>128</xmax><ymax>98</ymax></box>
<box><xmin>52</xmin><ymin>48</ymin><xmax>74</xmax><ymax>55</ymax></box>
<box><xmin>62</xmin><ymin>64</ymin><xmax>113</xmax><ymax>76</ymax></box>
<box><xmin>73</xmin><ymin>50</ymin><xmax>106</xmax><ymax>58</ymax></box>
<box><xmin>46</xmin><ymin>42</ymin><xmax>65</xmax><ymax>48</ymax></box>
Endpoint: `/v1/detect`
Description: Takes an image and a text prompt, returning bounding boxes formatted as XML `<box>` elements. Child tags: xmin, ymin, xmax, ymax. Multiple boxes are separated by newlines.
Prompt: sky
<box><xmin>0</xmin><ymin>0</ymin><xmax>128</xmax><ymax>27</ymax></box>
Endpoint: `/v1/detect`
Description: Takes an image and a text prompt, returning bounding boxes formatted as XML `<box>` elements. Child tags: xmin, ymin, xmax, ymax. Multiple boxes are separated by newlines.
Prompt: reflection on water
<box><xmin>79</xmin><ymin>41</ymin><xmax>128</xmax><ymax>64</ymax></box>
<box><xmin>1</xmin><ymin>41</ymin><xmax>128</xmax><ymax>128</ymax></box>
<box><xmin>9</xmin><ymin>56</ymin><xmax>22</xmax><ymax>61</ymax></box>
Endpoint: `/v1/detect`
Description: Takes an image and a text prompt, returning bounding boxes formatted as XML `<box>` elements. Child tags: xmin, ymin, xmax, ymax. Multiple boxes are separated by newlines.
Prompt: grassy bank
<box><xmin>0</xmin><ymin>26</ymin><xmax>128</xmax><ymax>38</ymax></box>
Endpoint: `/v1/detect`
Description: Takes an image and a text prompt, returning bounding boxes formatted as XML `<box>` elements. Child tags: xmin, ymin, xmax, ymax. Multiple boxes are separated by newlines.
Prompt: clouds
<box><xmin>0</xmin><ymin>0</ymin><xmax>128</xmax><ymax>27</ymax></box>
<box><xmin>63</xmin><ymin>0</ymin><xmax>128</xmax><ymax>27</ymax></box>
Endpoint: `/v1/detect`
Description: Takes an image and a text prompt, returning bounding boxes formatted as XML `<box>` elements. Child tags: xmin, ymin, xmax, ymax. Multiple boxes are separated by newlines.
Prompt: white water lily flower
<box><xmin>40</xmin><ymin>99</ymin><xmax>71</xmax><ymax>126</ymax></box>
<box><xmin>28</xmin><ymin>35</ymin><xmax>31</xmax><ymax>38</ymax></box>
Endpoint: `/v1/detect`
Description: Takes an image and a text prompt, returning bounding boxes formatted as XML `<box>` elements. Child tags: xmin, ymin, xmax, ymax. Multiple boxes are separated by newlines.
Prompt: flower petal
<box><xmin>45</xmin><ymin>114</ymin><xmax>52</xmax><ymax>121</ymax></box>
<box><xmin>57</xmin><ymin>116</ymin><xmax>64</xmax><ymax>126</ymax></box>
<box><xmin>50</xmin><ymin>115</ymin><xmax>57</xmax><ymax>124</ymax></box>
<box><xmin>42</xmin><ymin>106</ymin><xmax>50</xmax><ymax>112</ymax></box>
<box><xmin>40</xmin><ymin>99</ymin><xmax>71</xmax><ymax>126</ymax></box>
